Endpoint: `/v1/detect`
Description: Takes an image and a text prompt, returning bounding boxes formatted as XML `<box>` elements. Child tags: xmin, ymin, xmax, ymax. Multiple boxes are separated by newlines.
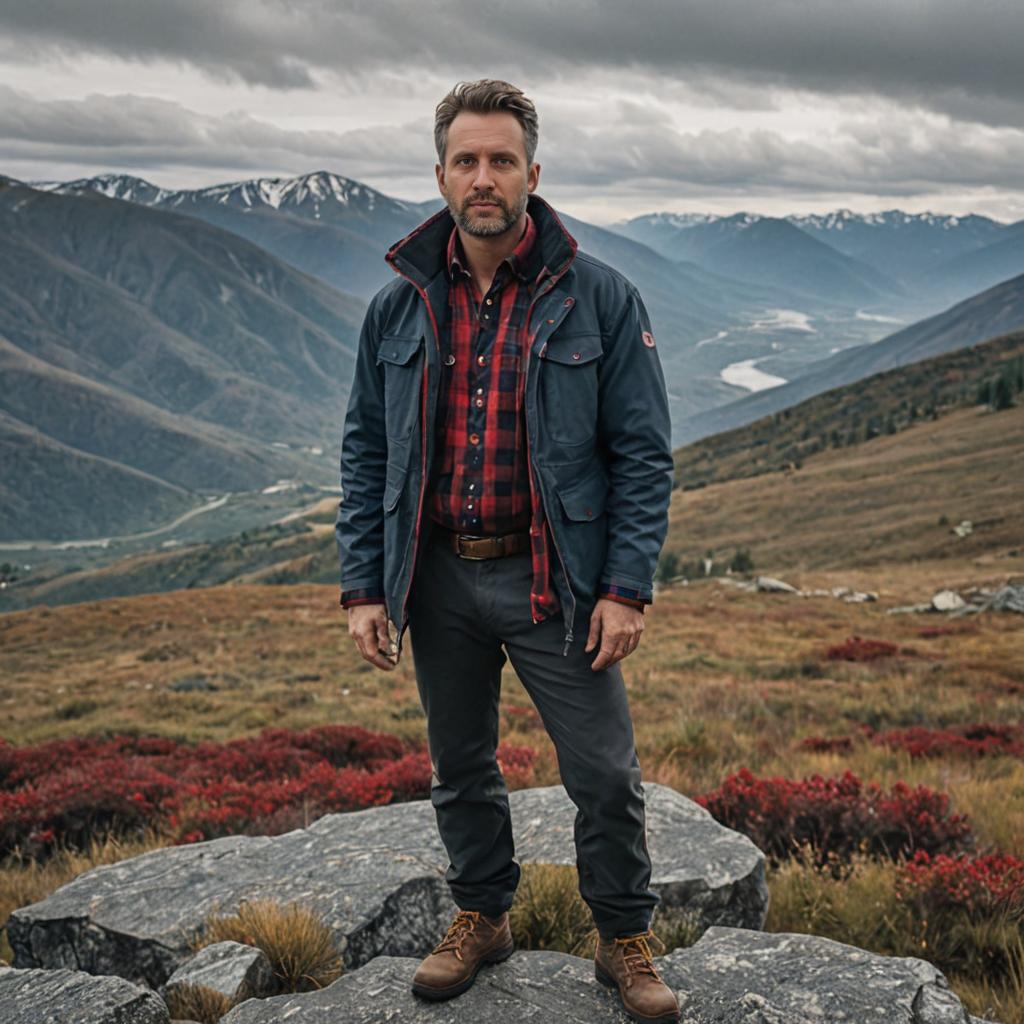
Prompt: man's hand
<box><xmin>585</xmin><ymin>598</ymin><xmax>645</xmax><ymax>671</ymax></box>
<box><xmin>346</xmin><ymin>603</ymin><xmax>399</xmax><ymax>670</ymax></box>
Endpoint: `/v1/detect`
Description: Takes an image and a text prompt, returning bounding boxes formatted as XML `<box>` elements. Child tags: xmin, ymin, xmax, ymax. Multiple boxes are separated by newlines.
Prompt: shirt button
<box><xmin>572</xmin><ymin>351</ymin><xmax>581</xmax><ymax>360</ymax></box>
<box><xmin>485</xmin><ymin>298</ymin><xmax>493</xmax><ymax>306</ymax></box>
<box><xmin>444</xmin><ymin>354</ymin><xmax>456</xmax><ymax>366</ymax></box>
<box><xmin>469</xmin><ymin>483</ymin><xmax>475</xmax><ymax>490</ymax></box>
<box><xmin>469</xmin><ymin>432</ymin><xmax>480</xmax><ymax>444</ymax></box>
<box><xmin>467</xmin><ymin>503</ymin><xmax>474</xmax><ymax>510</ymax></box>
<box><xmin>475</xmin><ymin>387</ymin><xmax>484</xmax><ymax>394</ymax></box>
<box><xmin>483</xmin><ymin>314</ymin><xmax>490</xmax><ymax>320</ymax></box>
<box><xmin>475</xmin><ymin>398</ymin><xmax>484</xmax><ymax>407</ymax></box>
<box><xmin>477</xmin><ymin>355</ymin><xmax>487</xmax><ymax>366</ymax></box>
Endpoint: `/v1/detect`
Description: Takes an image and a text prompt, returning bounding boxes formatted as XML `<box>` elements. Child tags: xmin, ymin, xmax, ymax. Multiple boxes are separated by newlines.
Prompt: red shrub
<box><xmin>826</xmin><ymin>635</ymin><xmax>918</xmax><ymax>661</ymax></box>
<box><xmin>896</xmin><ymin>849</ymin><xmax>1024</xmax><ymax>919</ymax></box>
<box><xmin>0</xmin><ymin>728</ymin><xmax>538</xmax><ymax>860</ymax></box>
<box><xmin>873</xmin><ymin>723</ymin><xmax>1024</xmax><ymax>759</ymax></box>
<box><xmin>695</xmin><ymin>768</ymin><xmax>973</xmax><ymax>867</ymax></box>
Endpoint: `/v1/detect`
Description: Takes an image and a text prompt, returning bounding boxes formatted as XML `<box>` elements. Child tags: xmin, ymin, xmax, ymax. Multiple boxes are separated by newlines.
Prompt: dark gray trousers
<box><xmin>405</xmin><ymin>524</ymin><xmax>660</xmax><ymax>939</ymax></box>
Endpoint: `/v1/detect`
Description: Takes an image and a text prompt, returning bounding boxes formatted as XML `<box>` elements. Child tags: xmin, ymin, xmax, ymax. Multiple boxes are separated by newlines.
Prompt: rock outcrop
<box><xmin>7</xmin><ymin>783</ymin><xmax>766</xmax><ymax>989</ymax></box>
<box><xmin>2</xmin><ymin>785</ymin><xmax>995</xmax><ymax>1023</ymax></box>
<box><xmin>217</xmin><ymin>927</ymin><xmax>988</xmax><ymax>1024</ymax></box>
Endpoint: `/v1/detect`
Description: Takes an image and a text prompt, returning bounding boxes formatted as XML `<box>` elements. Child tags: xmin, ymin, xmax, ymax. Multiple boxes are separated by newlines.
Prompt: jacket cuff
<box><xmin>598</xmin><ymin>584</ymin><xmax>648</xmax><ymax>611</ymax></box>
<box><xmin>598</xmin><ymin>571</ymin><xmax>654</xmax><ymax>605</ymax></box>
<box><xmin>340</xmin><ymin>588</ymin><xmax>386</xmax><ymax>609</ymax></box>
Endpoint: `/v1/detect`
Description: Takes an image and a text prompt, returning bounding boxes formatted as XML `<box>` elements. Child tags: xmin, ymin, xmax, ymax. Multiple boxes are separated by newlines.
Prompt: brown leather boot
<box><xmin>411</xmin><ymin>909</ymin><xmax>515</xmax><ymax>1000</ymax></box>
<box><xmin>594</xmin><ymin>929</ymin><xmax>680</xmax><ymax>1023</ymax></box>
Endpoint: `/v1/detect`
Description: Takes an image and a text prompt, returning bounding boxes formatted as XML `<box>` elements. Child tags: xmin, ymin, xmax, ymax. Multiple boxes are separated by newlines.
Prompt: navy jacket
<box><xmin>335</xmin><ymin>193</ymin><xmax>674</xmax><ymax>658</ymax></box>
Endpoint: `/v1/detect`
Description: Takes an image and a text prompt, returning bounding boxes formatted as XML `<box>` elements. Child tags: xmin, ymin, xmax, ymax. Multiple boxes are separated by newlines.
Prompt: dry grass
<box><xmin>194</xmin><ymin>897</ymin><xmax>343</xmax><ymax>995</ymax></box>
<box><xmin>509</xmin><ymin>862</ymin><xmax>702</xmax><ymax>960</ymax></box>
<box><xmin>666</xmin><ymin>403</ymin><xmax>1024</xmax><ymax>572</ymax></box>
<box><xmin>163</xmin><ymin>983</ymin><xmax>235</xmax><ymax>1024</ymax></box>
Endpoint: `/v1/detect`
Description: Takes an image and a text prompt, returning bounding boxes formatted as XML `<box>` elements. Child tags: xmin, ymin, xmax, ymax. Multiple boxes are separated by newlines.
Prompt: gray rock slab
<box><xmin>220</xmin><ymin>950</ymin><xmax>628</xmax><ymax>1024</ymax></box>
<box><xmin>657</xmin><ymin>926</ymin><xmax>972</xmax><ymax>1023</ymax></box>
<box><xmin>220</xmin><ymin>926</ymin><xmax>979</xmax><ymax>1024</ymax></box>
<box><xmin>160</xmin><ymin>941</ymin><xmax>275</xmax><ymax>1003</ymax></box>
<box><xmin>8</xmin><ymin>783</ymin><xmax>766</xmax><ymax>992</ymax></box>
<box><xmin>0</xmin><ymin>966</ymin><xmax>169</xmax><ymax>1023</ymax></box>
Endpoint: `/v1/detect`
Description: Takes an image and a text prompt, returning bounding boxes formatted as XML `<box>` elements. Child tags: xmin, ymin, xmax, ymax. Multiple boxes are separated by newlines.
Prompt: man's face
<box><xmin>436</xmin><ymin>110</ymin><xmax>540</xmax><ymax>238</ymax></box>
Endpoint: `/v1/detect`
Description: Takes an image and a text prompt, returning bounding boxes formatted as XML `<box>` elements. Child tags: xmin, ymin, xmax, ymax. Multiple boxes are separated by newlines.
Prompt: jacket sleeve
<box><xmin>595</xmin><ymin>282</ymin><xmax>675</xmax><ymax>604</ymax></box>
<box><xmin>335</xmin><ymin>294</ymin><xmax>388</xmax><ymax>605</ymax></box>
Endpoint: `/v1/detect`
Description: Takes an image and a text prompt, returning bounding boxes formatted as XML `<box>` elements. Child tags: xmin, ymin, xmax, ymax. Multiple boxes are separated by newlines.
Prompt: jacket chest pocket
<box><xmin>538</xmin><ymin>333</ymin><xmax>602</xmax><ymax>447</ymax></box>
<box><xmin>376</xmin><ymin>334</ymin><xmax>424</xmax><ymax>443</ymax></box>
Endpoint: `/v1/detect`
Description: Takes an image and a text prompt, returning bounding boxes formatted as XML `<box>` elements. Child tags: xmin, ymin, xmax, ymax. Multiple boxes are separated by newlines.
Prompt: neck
<box><xmin>456</xmin><ymin>211</ymin><xmax>528</xmax><ymax>290</ymax></box>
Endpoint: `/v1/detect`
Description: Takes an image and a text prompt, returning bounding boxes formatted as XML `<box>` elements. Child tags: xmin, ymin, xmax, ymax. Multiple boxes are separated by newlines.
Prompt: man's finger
<box><xmin>585</xmin><ymin>610</ymin><xmax>602</xmax><ymax>652</ymax></box>
<box><xmin>591</xmin><ymin>635</ymin><xmax>626</xmax><ymax>671</ymax></box>
<box><xmin>354</xmin><ymin>625</ymin><xmax>395</xmax><ymax>671</ymax></box>
<box><xmin>375</xmin><ymin>617</ymin><xmax>398</xmax><ymax>663</ymax></box>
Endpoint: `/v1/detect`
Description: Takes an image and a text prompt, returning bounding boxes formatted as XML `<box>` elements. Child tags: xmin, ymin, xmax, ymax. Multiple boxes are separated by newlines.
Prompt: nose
<box><xmin>472</xmin><ymin>160</ymin><xmax>496</xmax><ymax>192</ymax></box>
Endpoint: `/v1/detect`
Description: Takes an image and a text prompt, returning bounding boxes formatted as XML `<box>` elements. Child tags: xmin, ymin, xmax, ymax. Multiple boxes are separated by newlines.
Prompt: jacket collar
<box><xmin>385</xmin><ymin>192</ymin><xmax>578</xmax><ymax>292</ymax></box>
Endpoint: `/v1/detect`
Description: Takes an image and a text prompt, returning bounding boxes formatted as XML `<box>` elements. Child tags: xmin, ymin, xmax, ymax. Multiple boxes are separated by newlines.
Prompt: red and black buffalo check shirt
<box><xmin>341</xmin><ymin>211</ymin><xmax>645</xmax><ymax>616</ymax></box>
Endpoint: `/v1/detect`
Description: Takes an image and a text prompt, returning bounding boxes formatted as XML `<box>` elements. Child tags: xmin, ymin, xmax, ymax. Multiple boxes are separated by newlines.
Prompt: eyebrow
<box><xmin>451</xmin><ymin>150</ymin><xmax>520</xmax><ymax>161</ymax></box>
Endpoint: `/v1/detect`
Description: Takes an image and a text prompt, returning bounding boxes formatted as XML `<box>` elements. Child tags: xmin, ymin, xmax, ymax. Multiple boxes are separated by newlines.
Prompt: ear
<box><xmin>435</xmin><ymin>162</ymin><xmax>446</xmax><ymax>194</ymax></box>
<box><xmin>527</xmin><ymin>162</ymin><xmax>540</xmax><ymax>193</ymax></box>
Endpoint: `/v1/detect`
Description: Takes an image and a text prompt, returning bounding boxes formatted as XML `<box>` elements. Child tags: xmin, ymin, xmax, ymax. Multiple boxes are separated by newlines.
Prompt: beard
<box><xmin>447</xmin><ymin>184</ymin><xmax>528</xmax><ymax>238</ymax></box>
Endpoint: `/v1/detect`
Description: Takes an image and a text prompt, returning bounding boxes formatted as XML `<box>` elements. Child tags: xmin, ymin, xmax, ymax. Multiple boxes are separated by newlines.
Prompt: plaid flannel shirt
<box><xmin>341</xmin><ymin>211</ymin><xmax>646</xmax><ymax>614</ymax></box>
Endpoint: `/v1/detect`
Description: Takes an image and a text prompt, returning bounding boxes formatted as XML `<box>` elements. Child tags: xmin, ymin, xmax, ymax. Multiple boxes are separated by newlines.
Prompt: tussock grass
<box><xmin>509</xmin><ymin>862</ymin><xmax>703</xmax><ymax>960</ymax></box>
<box><xmin>163</xmin><ymin>983</ymin><xmax>234</xmax><ymax>1023</ymax></box>
<box><xmin>195</xmin><ymin>897</ymin><xmax>343</xmax><ymax>994</ymax></box>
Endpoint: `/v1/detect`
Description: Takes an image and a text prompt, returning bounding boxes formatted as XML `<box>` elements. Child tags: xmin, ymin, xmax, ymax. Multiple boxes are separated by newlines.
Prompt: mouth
<box><xmin>470</xmin><ymin>201</ymin><xmax>498</xmax><ymax>207</ymax></box>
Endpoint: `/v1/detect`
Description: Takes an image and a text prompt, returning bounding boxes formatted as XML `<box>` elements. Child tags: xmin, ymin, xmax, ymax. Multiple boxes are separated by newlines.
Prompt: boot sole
<box><xmin>411</xmin><ymin>939</ymin><xmax>515</xmax><ymax>1001</ymax></box>
<box><xmin>595</xmin><ymin>961</ymin><xmax>681</xmax><ymax>1024</ymax></box>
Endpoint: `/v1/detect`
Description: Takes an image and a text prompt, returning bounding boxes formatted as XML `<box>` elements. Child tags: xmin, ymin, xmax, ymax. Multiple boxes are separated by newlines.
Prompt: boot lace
<box><xmin>614</xmin><ymin>930</ymin><xmax>666</xmax><ymax>980</ymax></box>
<box><xmin>432</xmin><ymin>910</ymin><xmax>480</xmax><ymax>961</ymax></box>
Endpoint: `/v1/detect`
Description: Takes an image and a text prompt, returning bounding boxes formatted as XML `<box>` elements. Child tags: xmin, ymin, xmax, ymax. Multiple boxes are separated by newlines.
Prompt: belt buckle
<box><xmin>456</xmin><ymin>533</ymin><xmax>497</xmax><ymax>560</ymax></box>
<box><xmin>456</xmin><ymin>536</ymin><xmax>487</xmax><ymax>561</ymax></box>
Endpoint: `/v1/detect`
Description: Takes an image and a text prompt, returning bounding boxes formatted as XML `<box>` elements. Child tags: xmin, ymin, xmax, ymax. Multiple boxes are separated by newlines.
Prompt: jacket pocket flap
<box><xmin>377</xmin><ymin>334</ymin><xmax>424</xmax><ymax>366</ymax></box>
<box><xmin>557</xmin><ymin>472</ymin><xmax>608</xmax><ymax>521</ymax></box>
<box><xmin>541</xmin><ymin>333</ymin><xmax>603</xmax><ymax>366</ymax></box>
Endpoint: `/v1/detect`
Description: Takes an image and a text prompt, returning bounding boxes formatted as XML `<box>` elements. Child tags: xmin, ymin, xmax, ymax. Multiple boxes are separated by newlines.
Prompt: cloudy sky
<box><xmin>2</xmin><ymin>1</ymin><xmax>1023</xmax><ymax>225</ymax></box>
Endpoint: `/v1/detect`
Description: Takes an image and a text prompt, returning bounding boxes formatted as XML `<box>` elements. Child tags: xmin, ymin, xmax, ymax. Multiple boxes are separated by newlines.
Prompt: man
<box><xmin>335</xmin><ymin>79</ymin><xmax>678</xmax><ymax>1024</ymax></box>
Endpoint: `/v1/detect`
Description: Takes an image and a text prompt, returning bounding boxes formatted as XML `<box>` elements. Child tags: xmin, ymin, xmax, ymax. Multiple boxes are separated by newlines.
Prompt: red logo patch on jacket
<box><xmin>642</xmin><ymin>330</ymin><xmax>656</xmax><ymax>348</ymax></box>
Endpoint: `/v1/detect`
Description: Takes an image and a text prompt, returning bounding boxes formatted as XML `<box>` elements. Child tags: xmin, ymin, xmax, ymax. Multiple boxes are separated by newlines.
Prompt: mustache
<box><xmin>465</xmin><ymin>194</ymin><xmax>507</xmax><ymax>210</ymax></box>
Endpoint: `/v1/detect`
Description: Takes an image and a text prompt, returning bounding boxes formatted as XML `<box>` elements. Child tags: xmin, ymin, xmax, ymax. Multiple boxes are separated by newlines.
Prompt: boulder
<box><xmin>932</xmin><ymin>589</ymin><xmax>966</xmax><ymax>612</ymax></box>
<box><xmin>756</xmin><ymin>576</ymin><xmax>799</xmax><ymax>593</ymax></box>
<box><xmin>159</xmin><ymin>940</ymin><xmax>276</xmax><ymax>1004</ymax></box>
<box><xmin>0</xmin><ymin>966</ymin><xmax>169</xmax><ymax>1023</ymax></box>
<box><xmin>8</xmin><ymin>783</ymin><xmax>766</xmax><ymax>990</ymax></box>
<box><xmin>217</xmin><ymin>926</ymin><xmax>982</xmax><ymax>1023</ymax></box>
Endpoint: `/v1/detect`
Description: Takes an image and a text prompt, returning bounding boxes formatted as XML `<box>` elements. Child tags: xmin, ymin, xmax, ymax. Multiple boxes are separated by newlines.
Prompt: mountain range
<box><xmin>3</xmin><ymin>167</ymin><xmax>1024</xmax><ymax>545</ymax></box>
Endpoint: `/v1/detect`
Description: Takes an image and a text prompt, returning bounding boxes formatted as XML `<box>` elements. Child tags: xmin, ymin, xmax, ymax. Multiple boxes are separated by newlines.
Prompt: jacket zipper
<box><xmin>523</xmin><ymin>284</ymin><xmax>577</xmax><ymax>657</ymax></box>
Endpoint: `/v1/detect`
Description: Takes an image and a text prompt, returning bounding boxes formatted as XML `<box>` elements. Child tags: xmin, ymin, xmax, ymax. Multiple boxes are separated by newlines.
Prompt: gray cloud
<box><xmin>0</xmin><ymin>85</ymin><xmax>435</xmax><ymax>180</ymax></box>
<box><xmin>1</xmin><ymin>0</ymin><xmax>1022</xmax><ymax>125</ymax></box>
<box><xmin>5</xmin><ymin>83</ymin><xmax>1024</xmax><ymax>204</ymax></box>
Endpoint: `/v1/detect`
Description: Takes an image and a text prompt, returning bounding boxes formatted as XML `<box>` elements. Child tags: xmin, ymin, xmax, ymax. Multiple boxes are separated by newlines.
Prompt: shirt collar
<box><xmin>446</xmin><ymin>208</ymin><xmax>541</xmax><ymax>284</ymax></box>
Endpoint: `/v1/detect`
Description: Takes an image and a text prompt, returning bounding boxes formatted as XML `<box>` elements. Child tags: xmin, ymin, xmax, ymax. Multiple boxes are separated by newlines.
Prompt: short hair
<box><xmin>434</xmin><ymin>79</ymin><xmax>539</xmax><ymax>167</ymax></box>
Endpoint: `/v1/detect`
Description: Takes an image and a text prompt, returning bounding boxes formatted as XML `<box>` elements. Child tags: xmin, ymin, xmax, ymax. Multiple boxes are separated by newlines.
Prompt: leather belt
<box><xmin>434</xmin><ymin>524</ymin><xmax>531</xmax><ymax>560</ymax></box>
